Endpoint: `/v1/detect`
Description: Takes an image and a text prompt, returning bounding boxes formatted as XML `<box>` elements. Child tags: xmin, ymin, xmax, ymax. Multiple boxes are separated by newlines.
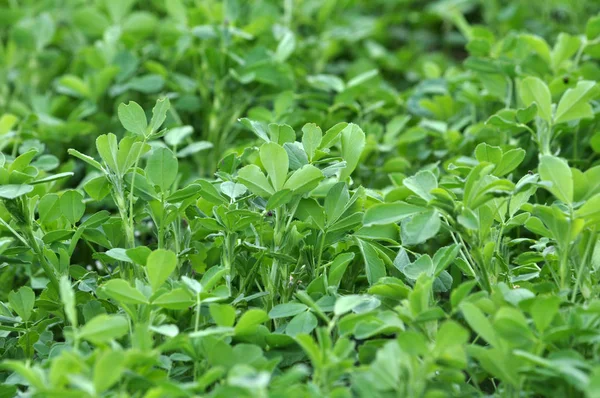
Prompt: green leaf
<box><xmin>148</xmin><ymin>97</ymin><xmax>170</xmax><ymax>135</ymax></box>
<box><xmin>363</xmin><ymin>202</ymin><xmax>426</xmax><ymax>226</ymax></box>
<box><xmin>84</xmin><ymin>176</ymin><xmax>111</xmax><ymax>201</ymax></box>
<box><xmin>68</xmin><ymin>148</ymin><xmax>104</xmax><ymax>171</ymax></box>
<box><xmin>237</xmin><ymin>165</ymin><xmax>275</xmax><ymax>197</ymax></box>
<box><xmin>145</xmin><ymin>147</ymin><xmax>178</xmax><ymax>192</ymax></box>
<box><xmin>268</xmin><ymin>123</ymin><xmax>295</xmax><ymax>145</ymax></box>
<box><xmin>576</xmin><ymin>193</ymin><xmax>600</xmax><ymax>225</ymax></box>
<box><xmin>494</xmin><ymin>148</ymin><xmax>526</xmax><ymax>176</ymax></box>
<box><xmin>538</xmin><ymin>155</ymin><xmax>573</xmax><ymax>203</ymax></box>
<box><xmin>269</xmin><ymin>303</ymin><xmax>308</xmax><ymax>319</ymax></box>
<box><xmin>325</xmin><ymin>182</ymin><xmax>349</xmax><ymax>227</ymax></box>
<box><xmin>554</xmin><ymin>80</ymin><xmax>599</xmax><ymax>124</ymax></box>
<box><xmin>118</xmin><ymin>101</ymin><xmax>147</xmax><ymax>136</ymax></box>
<box><xmin>197</xmin><ymin>180</ymin><xmax>228</xmax><ymax>204</ymax></box>
<box><xmin>102</xmin><ymin>279</ymin><xmax>148</xmax><ymax>305</ymax></box>
<box><xmin>531</xmin><ymin>295</ymin><xmax>560</xmax><ymax>333</ymax></box>
<box><xmin>209</xmin><ymin>304</ymin><xmax>236</xmax><ymax>327</ymax></box>
<box><xmin>320</xmin><ymin>122</ymin><xmax>348</xmax><ymax>149</ymax></box>
<box><xmin>126</xmin><ymin>246</ymin><xmax>152</xmax><ymax>265</ymax></box>
<box><xmin>551</xmin><ymin>33</ymin><xmax>581</xmax><ymax>72</ymax></box>
<box><xmin>460</xmin><ymin>302</ymin><xmax>498</xmax><ymax>347</ymax></box>
<box><xmin>234</xmin><ymin>309</ymin><xmax>268</xmax><ymax>336</ymax></box>
<box><xmin>283</xmin><ymin>164</ymin><xmax>323</xmax><ymax>194</ymax></box>
<box><xmin>339</xmin><ymin>123</ymin><xmax>365</xmax><ymax>180</ymax></box>
<box><xmin>239</xmin><ymin>118</ymin><xmax>269</xmax><ymax>142</ymax></box>
<box><xmin>8</xmin><ymin>286</ymin><xmax>35</xmax><ymax>322</ymax></box>
<box><xmin>79</xmin><ymin>314</ymin><xmax>129</xmax><ymax>344</ymax></box>
<box><xmin>0</xmin><ymin>113</ymin><xmax>18</xmax><ymax>136</ymax></box>
<box><xmin>60</xmin><ymin>190</ymin><xmax>85</xmax><ymax>225</ymax></box>
<box><xmin>146</xmin><ymin>249</ymin><xmax>178</xmax><ymax>292</ymax></box>
<box><xmin>328</xmin><ymin>252</ymin><xmax>355</xmax><ymax>287</ymax></box>
<box><xmin>403</xmin><ymin>171</ymin><xmax>437</xmax><ymax>201</ymax></box>
<box><xmin>587</xmin><ymin>14</ymin><xmax>600</xmax><ymax>39</ymax></box>
<box><xmin>96</xmin><ymin>134</ymin><xmax>119</xmax><ymax>174</ymax></box>
<box><xmin>38</xmin><ymin>194</ymin><xmax>61</xmax><ymax>224</ymax></box>
<box><xmin>220</xmin><ymin>181</ymin><xmax>247</xmax><ymax>199</ymax></box>
<box><xmin>286</xmin><ymin>311</ymin><xmax>317</xmax><ymax>337</ymax></box>
<box><xmin>32</xmin><ymin>172</ymin><xmax>74</xmax><ymax>185</ymax></box>
<box><xmin>401</xmin><ymin>210</ymin><xmax>441</xmax><ymax>245</ymax></box>
<box><xmin>402</xmin><ymin>255</ymin><xmax>434</xmax><ymax>279</ymax></box>
<box><xmin>260</xmin><ymin>142</ymin><xmax>289</xmax><ymax>191</ymax></box>
<box><xmin>275</xmin><ymin>31</ymin><xmax>296</xmax><ymax>62</ymax></box>
<box><xmin>59</xmin><ymin>276</ymin><xmax>77</xmax><ymax>328</ymax></box>
<box><xmin>432</xmin><ymin>244</ymin><xmax>460</xmax><ymax>275</ymax></box>
<box><xmin>334</xmin><ymin>294</ymin><xmax>380</xmax><ymax>316</ymax></box>
<box><xmin>475</xmin><ymin>143</ymin><xmax>503</xmax><ymax>164</ymax></box>
<box><xmin>94</xmin><ymin>349</ymin><xmax>125</xmax><ymax>393</ymax></box>
<box><xmin>0</xmin><ymin>184</ymin><xmax>33</xmax><ymax>199</ymax></box>
<box><xmin>266</xmin><ymin>189</ymin><xmax>294</xmax><ymax>210</ymax></box>
<box><xmin>152</xmin><ymin>288</ymin><xmax>194</xmax><ymax>309</ymax></box>
<box><xmin>301</xmin><ymin>123</ymin><xmax>322</xmax><ymax>162</ymax></box>
<box><xmin>519</xmin><ymin>77</ymin><xmax>552</xmax><ymax>122</ymax></box>
<box><xmin>356</xmin><ymin>238</ymin><xmax>386</xmax><ymax>285</ymax></box>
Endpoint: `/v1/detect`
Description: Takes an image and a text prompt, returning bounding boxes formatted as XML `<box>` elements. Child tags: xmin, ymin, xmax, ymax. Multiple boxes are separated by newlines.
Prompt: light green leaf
<box><xmin>356</xmin><ymin>238</ymin><xmax>386</xmax><ymax>285</ymax></box>
<box><xmin>145</xmin><ymin>147</ymin><xmax>178</xmax><ymax>192</ymax></box>
<box><xmin>286</xmin><ymin>311</ymin><xmax>317</xmax><ymax>337</ymax></box>
<box><xmin>237</xmin><ymin>165</ymin><xmax>275</xmax><ymax>197</ymax></box>
<box><xmin>148</xmin><ymin>97</ymin><xmax>170</xmax><ymax>135</ymax></box>
<box><xmin>146</xmin><ymin>249</ymin><xmax>178</xmax><ymax>292</ymax></box>
<box><xmin>460</xmin><ymin>302</ymin><xmax>498</xmax><ymax>347</ymax></box>
<box><xmin>59</xmin><ymin>276</ymin><xmax>77</xmax><ymax>328</ymax></box>
<box><xmin>538</xmin><ymin>155</ymin><xmax>573</xmax><ymax>203</ymax></box>
<box><xmin>79</xmin><ymin>314</ymin><xmax>129</xmax><ymax>344</ymax></box>
<box><xmin>339</xmin><ymin>123</ymin><xmax>365</xmax><ymax>181</ymax></box>
<box><xmin>282</xmin><ymin>164</ymin><xmax>323</xmax><ymax>194</ymax></box>
<box><xmin>209</xmin><ymin>304</ymin><xmax>236</xmax><ymax>327</ymax></box>
<box><xmin>328</xmin><ymin>252</ymin><xmax>354</xmax><ymax>287</ymax></box>
<box><xmin>0</xmin><ymin>184</ymin><xmax>33</xmax><ymax>199</ymax></box>
<box><xmin>68</xmin><ymin>149</ymin><xmax>104</xmax><ymax>171</ymax></box>
<box><xmin>38</xmin><ymin>194</ymin><xmax>61</xmax><ymax>224</ymax></box>
<box><xmin>96</xmin><ymin>134</ymin><xmax>119</xmax><ymax>174</ymax></box>
<box><xmin>152</xmin><ymin>288</ymin><xmax>194</xmax><ymax>309</ymax></box>
<box><xmin>403</xmin><ymin>170</ymin><xmax>437</xmax><ymax>201</ymax></box>
<box><xmin>60</xmin><ymin>190</ymin><xmax>85</xmax><ymax>225</ymax></box>
<box><xmin>102</xmin><ymin>279</ymin><xmax>148</xmax><ymax>305</ymax></box>
<box><xmin>220</xmin><ymin>181</ymin><xmax>247</xmax><ymax>199</ymax></box>
<box><xmin>118</xmin><ymin>101</ymin><xmax>147</xmax><ymax>136</ymax></box>
<box><xmin>94</xmin><ymin>350</ymin><xmax>125</xmax><ymax>393</ymax></box>
<box><xmin>551</xmin><ymin>33</ymin><xmax>581</xmax><ymax>72</ymax></box>
<box><xmin>402</xmin><ymin>255</ymin><xmax>434</xmax><ymax>279</ymax></box>
<box><xmin>266</xmin><ymin>189</ymin><xmax>294</xmax><ymax>210</ymax></box>
<box><xmin>269</xmin><ymin>303</ymin><xmax>308</xmax><ymax>319</ymax></box>
<box><xmin>401</xmin><ymin>210</ymin><xmax>441</xmax><ymax>245</ymax></box>
<box><xmin>325</xmin><ymin>182</ymin><xmax>349</xmax><ymax>227</ymax></box>
<box><xmin>519</xmin><ymin>77</ymin><xmax>552</xmax><ymax>122</ymax></box>
<box><xmin>363</xmin><ymin>202</ymin><xmax>427</xmax><ymax>226</ymax></box>
<box><xmin>301</xmin><ymin>123</ymin><xmax>322</xmax><ymax>162</ymax></box>
<box><xmin>260</xmin><ymin>142</ymin><xmax>289</xmax><ymax>191</ymax></box>
<box><xmin>554</xmin><ymin>81</ymin><xmax>599</xmax><ymax>124</ymax></box>
<box><xmin>8</xmin><ymin>286</ymin><xmax>35</xmax><ymax>322</ymax></box>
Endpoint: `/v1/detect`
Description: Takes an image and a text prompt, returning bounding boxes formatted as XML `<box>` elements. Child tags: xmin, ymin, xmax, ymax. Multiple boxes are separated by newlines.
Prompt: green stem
<box><xmin>127</xmin><ymin>137</ymin><xmax>149</xmax><ymax>248</ymax></box>
<box><xmin>194</xmin><ymin>293</ymin><xmax>202</xmax><ymax>332</ymax></box>
<box><xmin>315</xmin><ymin>230</ymin><xmax>327</xmax><ymax>277</ymax></box>
<box><xmin>24</xmin><ymin>226</ymin><xmax>59</xmax><ymax>292</ymax></box>
<box><xmin>571</xmin><ymin>228</ymin><xmax>597</xmax><ymax>302</ymax></box>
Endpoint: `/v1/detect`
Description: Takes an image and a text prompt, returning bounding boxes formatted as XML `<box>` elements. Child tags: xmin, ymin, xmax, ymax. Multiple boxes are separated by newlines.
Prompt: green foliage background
<box><xmin>1</xmin><ymin>0</ymin><xmax>600</xmax><ymax>397</ymax></box>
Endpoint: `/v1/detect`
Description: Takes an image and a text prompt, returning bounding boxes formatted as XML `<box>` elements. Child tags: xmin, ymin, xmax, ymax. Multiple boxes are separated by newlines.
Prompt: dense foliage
<box><xmin>2</xmin><ymin>0</ymin><xmax>600</xmax><ymax>396</ymax></box>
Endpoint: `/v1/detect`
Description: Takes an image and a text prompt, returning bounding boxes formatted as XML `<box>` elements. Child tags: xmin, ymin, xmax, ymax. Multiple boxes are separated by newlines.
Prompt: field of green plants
<box><xmin>2</xmin><ymin>0</ymin><xmax>600</xmax><ymax>396</ymax></box>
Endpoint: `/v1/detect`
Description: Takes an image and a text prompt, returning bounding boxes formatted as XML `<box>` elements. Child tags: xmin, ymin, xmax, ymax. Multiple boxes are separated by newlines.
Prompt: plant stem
<box><xmin>127</xmin><ymin>137</ymin><xmax>149</xmax><ymax>248</ymax></box>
